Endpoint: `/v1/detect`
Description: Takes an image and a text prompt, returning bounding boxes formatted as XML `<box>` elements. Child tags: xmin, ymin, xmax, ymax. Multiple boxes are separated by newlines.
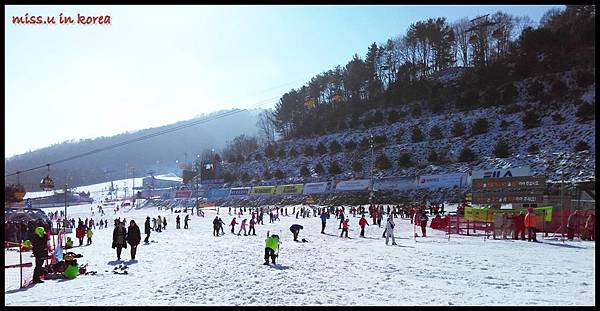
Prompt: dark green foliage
<box><xmin>522</xmin><ymin>110</ymin><xmax>541</xmax><ymax>129</ymax></box>
<box><xmin>411</xmin><ymin>126</ymin><xmax>424</xmax><ymax>142</ymax></box>
<box><xmin>338</xmin><ymin>120</ymin><xmax>347</xmax><ymax>131</ymax></box>
<box><xmin>300</xmin><ymin>164</ymin><xmax>310</xmax><ymax>177</ymax></box>
<box><xmin>550</xmin><ymin>79</ymin><xmax>568</xmax><ymax>96</ymax></box>
<box><xmin>527</xmin><ymin>144</ymin><xmax>540</xmax><ymax>154</ymax></box>
<box><xmin>255</xmin><ymin>153</ymin><xmax>263</xmax><ymax>161</ymax></box>
<box><xmin>387</xmin><ymin>110</ymin><xmax>400</xmax><ymax>123</ymax></box>
<box><xmin>452</xmin><ymin>121</ymin><xmax>466</xmax><ymax>137</ymax></box>
<box><xmin>303</xmin><ymin>145</ymin><xmax>314</xmax><ymax>156</ymax></box>
<box><xmin>344</xmin><ymin>140</ymin><xmax>357</xmax><ymax>151</ymax></box>
<box><xmin>576</xmin><ymin>103</ymin><xmax>595</xmax><ymax>121</ymax></box>
<box><xmin>263</xmin><ymin>169</ymin><xmax>272</xmax><ymax>180</ymax></box>
<box><xmin>457</xmin><ymin>146</ymin><xmax>477</xmax><ymax>163</ymax></box>
<box><xmin>273</xmin><ymin>169</ymin><xmax>285</xmax><ymax>179</ymax></box>
<box><xmin>471</xmin><ymin>118</ymin><xmax>489</xmax><ymax>135</ymax></box>
<box><xmin>329</xmin><ymin>141</ymin><xmax>342</xmax><ymax>153</ymax></box>
<box><xmin>500</xmin><ymin>120</ymin><xmax>511</xmax><ymax>129</ymax></box>
<box><xmin>427</xmin><ymin>150</ymin><xmax>439</xmax><ymax>163</ymax></box>
<box><xmin>500</xmin><ymin>83</ymin><xmax>517</xmax><ymax>105</ymax></box>
<box><xmin>329</xmin><ymin>161</ymin><xmax>342</xmax><ymax>175</ymax></box>
<box><xmin>574</xmin><ymin>141</ymin><xmax>590</xmax><ymax>152</ymax></box>
<box><xmin>576</xmin><ymin>70</ymin><xmax>594</xmax><ymax>88</ymax></box>
<box><xmin>288</xmin><ymin>148</ymin><xmax>298</xmax><ymax>158</ymax></box>
<box><xmin>373</xmin><ymin>135</ymin><xmax>387</xmax><ymax>145</ymax></box>
<box><xmin>265</xmin><ymin>144</ymin><xmax>276</xmax><ymax>159</ymax></box>
<box><xmin>552</xmin><ymin>113</ymin><xmax>565</xmax><ymax>124</ymax></box>
<box><xmin>494</xmin><ymin>137</ymin><xmax>511</xmax><ymax>158</ymax></box>
<box><xmin>398</xmin><ymin>152</ymin><xmax>413</xmax><ymax>168</ymax></box>
<box><xmin>352</xmin><ymin>160</ymin><xmax>363</xmax><ymax>172</ymax></box>
<box><xmin>316</xmin><ymin>142</ymin><xmax>327</xmax><ymax>155</ymax></box>
<box><xmin>359</xmin><ymin>137</ymin><xmax>370</xmax><ymax>150</ymax></box>
<box><xmin>277</xmin><ymin>148</ymin><xmax>286</xmax><ymax>159</ymax></box>
<box><xmin>429</xmin><ymin>126</ymin><xmax>443</xmax><ymax>140</ymax></box>
<box><xmin>375</xmin><ymin>154</ymin><xmax>392</xmax><ymax>170</ymax></box>
<box><xmin>314</xmin><ymin>163</ymin><xmax>325</xmax><ymax>175</ymax></box>
<box><xmin>395</xmin><ymin>128</ymin><xmax>405</xmax><ymax>143</ymax></box>
<box><xmin>241</xmin><ymin>172</ymin><xmax>251</xmax><ymax>182</ymax></box>
<box><xmin>527</xmin><ymin>80</ymin><xmax>544</xmax><ymax>100</ymax></box>
<box><xmin>411</xmin><ymin>104</ymin><xmax>422</xmax><ymax>117</ymax></box>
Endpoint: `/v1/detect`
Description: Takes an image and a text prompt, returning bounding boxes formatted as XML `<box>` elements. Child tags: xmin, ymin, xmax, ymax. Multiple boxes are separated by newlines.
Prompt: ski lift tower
<box><xmin>466</xmin><ymin>14</ymin><xmax>497</xmax><ymax>68</ymax></box>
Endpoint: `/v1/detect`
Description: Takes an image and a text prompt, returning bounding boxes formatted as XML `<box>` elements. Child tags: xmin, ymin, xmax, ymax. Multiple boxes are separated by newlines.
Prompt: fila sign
<box><xmin>471</xmin><ymin>166</ymin><xmax>531</xmax><ymax>179</ymax></box>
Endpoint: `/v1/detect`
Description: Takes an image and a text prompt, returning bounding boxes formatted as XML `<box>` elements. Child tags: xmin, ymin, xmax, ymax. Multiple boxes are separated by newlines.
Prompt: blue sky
<box><xmin>5</xmin><ymin>5</ymin><xmax>562</xmax><ymax>157</ymax></box>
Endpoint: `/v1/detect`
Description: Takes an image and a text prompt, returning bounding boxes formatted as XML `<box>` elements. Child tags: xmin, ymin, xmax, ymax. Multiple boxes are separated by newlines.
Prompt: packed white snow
<box><xmin>4</xmin><ymin>199</ymin><xmax>595</xmax><ymax>306</ymax></box>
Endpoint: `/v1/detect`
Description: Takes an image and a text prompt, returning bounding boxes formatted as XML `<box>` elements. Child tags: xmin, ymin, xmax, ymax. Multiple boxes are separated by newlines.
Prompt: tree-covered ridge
<box><xmin>270</xmin><ymin>5</ymin><xmax>594</xmax><ymax>140</ymax></box>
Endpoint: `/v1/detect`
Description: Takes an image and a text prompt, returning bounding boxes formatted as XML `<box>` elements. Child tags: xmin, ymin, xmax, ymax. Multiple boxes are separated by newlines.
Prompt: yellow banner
<box><xmin>250</xmin><ymin>186</ymin><xmax>276</xmax><ymax>196</ymax></box>
<box><xmin>463</xmin><ymin>207</ymin><xmax>494</xmax><ymax>222</ymax></box>
<box><xmin>275</xmin><ymin>184</ymin><xmax>304</xmax><ymax>195</ymax></box>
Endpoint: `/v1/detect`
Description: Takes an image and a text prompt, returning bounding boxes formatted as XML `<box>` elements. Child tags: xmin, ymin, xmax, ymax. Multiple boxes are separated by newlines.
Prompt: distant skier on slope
<box><xmin>184</xmin><ymin>214</ymin><xmax>190</xmax><ymax>229</ymax></box>
<box><xmin>359</xmin><ymin>214</ymin><xmax>369</xmax><ymax>238</ymax></box>
<box><xmin>419</xmin><ymin>211</ymin><xmax>429</xmax><ymax>238</ymax></box>
<box><xmin>213</xmin><ymin>216</ymin><xmax>220</xmax><ymax>236</ymax></box>
<box><xmin>176</xmin><ymin>215</ymin><xmax>181</xmax><ymax>229</ymax></box>
<box><xmin>238</xmin><ymin>218</ymin><xmax>248</xmax><ymax>236</ymax></box>
<box><xmin>340</xmin><ymin>219</ymin><xmax>349</xmax><ymax>238</ymax></box>
<box><xmin>320</xmin><ymin>210</ymin><xmax>330</xmax><ymax>234</ymax></box>
<box><xmin>144</xmin><ymin>217</ymin><xmax>151</xmax><ymax>243</ymax></box>
<box><xmin>112</xmin><ymin>221</ymin><xmax>127</xmax><ymax>261</ymax></box>
<box><xmin>218</xmin><ymin>217</ymin><xmax>225</xmax><ymax>235</ymax></box>
<box><xmin>385</xmin><ymin>216</ymin><xmax>397</xmax><ymax>246</ymax></box>
<box><xmin>126</xmin><ymin>220</ymin><xmax>141</xmax><ymax>260</ymax></box>
<box><xmin>230</xmin><ymin>217</ymin><xmax>237</xmax><ymax>233</ymax></box>
<box><xmin>289</xmin><ymin>224</ymin><xmax>303</xmax><ymax>241</ymax></box>
<box><xmin>249</xmin><ymin>217</ymin><xmax>257</xmax><ymax>236</ymax></box>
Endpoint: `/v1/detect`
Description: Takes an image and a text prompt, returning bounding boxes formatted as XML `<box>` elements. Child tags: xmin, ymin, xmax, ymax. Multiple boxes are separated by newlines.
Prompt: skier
<box><xmin>218</xmin><ymin>217</ymin><xmax>225</xmax><ymax>235</ymax></box>
<box><xmin>372</xmin><ymin>208</ymin><xmax>378</xmax><ymax>225</ymax></box>
<box><xmin>230</xmin><ymin>217</ymin><xmax>237</xmax><ymax>233</ymax></box>
<box><xmin>152</xmin><ymin>218</ymin><xmax>157</xmax><ymax>231</ymax></box>
<box><xmin>126</xmin><ymin>220</ymin><xmax>141</xmax><ymax>260</ymax></box>
<box><xmin>144</xmin><ymin>217</ymin><xmax>151</xmax><ymax>243</ymax></box>
<box><xmin>338</xmin><ymin>211</ymin><xmax>345</xmax><ymax>229</ymax></box>
<box><xmin>213</xmin><ymin>216</ymin><xmax>220</xmax><ymax>236</ymax></box>
<box><xmin>162</xmin><ymin>217</ymin><xmax>167</xmax><ymax>230</ymax></box>
<box><xmin>263</xmin><ymin>232</ymin><xmax>281</xmax><ymax>265</ymax></box>
<box><xmin>320</xmin><ymin>210</ymin><xmax>330</xmax><ymax>234</ymax></box>
<box><xmin>377</xmin><ymin>207</ymin><xmax>383</xmax><ymax>228</ymax></box>
<box><xmin>409</xmin><ymin>207</ymin><xmax>416</xmax><ymax>224</ymax></box>
<box><xmin>385</xmin><ymin>216</ymin><xmax>397</xmax><ymax>245</ymax></box>
<box><xmin>340</xmin><ymin>219</ymin><xmax>349</xmax><ymax>238</ymax></box>
<box><xmin>176</xmin><ymin>215</ymin><xmax>181</xmax><ymax>229</ymax></box>
<box><xmin>238</xmin><ymin>219</ymin><xmax>248</xmax><ymax>236</ymax></box>
<box><xmin>184</xmin><ymin>214</ymin><xmax>190</xmax><ymax>229</ymax></box>
<box><xmin>289</xmin><ymin>224</ymin><xmax>303</xmax><ymax>241</ymax></box>
<box><xmin>112</xmin><ymin>220</ymin><xmax>127</xmax><ymax>261</ymax></box>
<box><xmin>156</xmin><ymin>216</ymin><xmax>162</xmax><ymax>232</ymax></box>
<box><xmin>86</xmin><ymin>227</ymin><xmax>93</xmax><ymax>245</ymax></box>
<box><xmin>31</xmin><ymin>226</ymin><xmax>49</xmax><ymax>283</ymax></box>
<box><xmin>358</xmin><ymin>214</ymin><xmax>369</xmax><ymax>237</ymax></box>
<box><xmin>249</xmin><ymin>217</ymin><xmax>257</xmax><ymax>236</ymax></box>
<box><xmin>419</xmin><ymin>211</ymin><xmax>429</xmax><ymax>237</ymax></box>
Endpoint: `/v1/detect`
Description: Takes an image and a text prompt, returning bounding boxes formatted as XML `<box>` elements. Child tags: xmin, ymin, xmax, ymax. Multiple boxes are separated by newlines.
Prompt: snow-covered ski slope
<box><xmin>5</xmin><ymin>200</ymin><xmax>595</xmax><ymax>306</ymax></box>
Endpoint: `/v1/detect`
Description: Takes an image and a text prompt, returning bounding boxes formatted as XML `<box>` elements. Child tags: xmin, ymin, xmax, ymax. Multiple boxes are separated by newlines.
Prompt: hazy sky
<box><xmin>5</xmin><ymin>5</ymin><xmax>562</xmax><ymax>157</ymax></box>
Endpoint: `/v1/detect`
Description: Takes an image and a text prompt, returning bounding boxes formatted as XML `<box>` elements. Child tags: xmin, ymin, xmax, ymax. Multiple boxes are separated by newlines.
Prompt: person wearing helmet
<box><xmin>31</xmin><ymin>226</ymin><xmax>49</xmax><ymax>283</ymax></box>
<box><xmin>264</xmin><ymin>232</ymin><xmax>281</xmax><ymax>265</ymax></box>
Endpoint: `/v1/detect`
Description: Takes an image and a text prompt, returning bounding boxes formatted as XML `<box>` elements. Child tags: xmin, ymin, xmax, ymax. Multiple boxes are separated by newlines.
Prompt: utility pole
<box><xmin>132</xmin><ymin>167</ymin><xmax>135</xmax><ymax>199</ymax></box>
<box><xmin>64</xmin><ymin>184</ymin><xmax>68</xmax><ymax>230</ymax></box>
<box><xmin>369</xmin><ymin>134</ymin><xmax>374</xmax><ymax>206</ymax></box>
<box><xmin>560</xmin><ymin>171</ymin><xmax>565</xmax><ymax>241</ymax></box>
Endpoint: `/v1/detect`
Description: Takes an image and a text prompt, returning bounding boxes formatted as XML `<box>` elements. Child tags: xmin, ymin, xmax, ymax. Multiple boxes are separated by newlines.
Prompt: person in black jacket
<box><xmin>126</xmin><ymin>220</ymin><xmax>141</xmax><ymax>260</ymax></box>
<box><xmin>289</xmin><ymin>224</ymin><xmax>303</xmax><ymax>241</ymax></box>
<box><xmin>144</xmin><ymin>217</ymin><xmax>151</xmax><ymax>243</ymax></box>
<box><xmin>31</xmin><ymin>226</ymin><xmax>49</xmax><ymax>283</ymax></box>
<box><xmin>112</xmin><ymin>221</ymin><xmax>127</xmax><ymax>261</ymax></box>
<box><xmin>212</xmin><ymin>216</ymin><xmax>220</xmax><ymax>236</ymax></box>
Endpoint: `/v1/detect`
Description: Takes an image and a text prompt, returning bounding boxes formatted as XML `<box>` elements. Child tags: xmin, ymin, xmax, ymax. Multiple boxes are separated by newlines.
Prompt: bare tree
<box><xmin>452</xmin><ymin>17</ymin><xmax>471</xmax><ymax>67</ymax></box>
<box><xmin>256</xmin><ymin>109</ymin><xmax>276</xmax><ymax>144</ymax></box>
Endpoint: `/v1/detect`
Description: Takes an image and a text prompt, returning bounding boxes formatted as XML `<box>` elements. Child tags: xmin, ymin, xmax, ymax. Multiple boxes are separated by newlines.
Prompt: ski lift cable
<box><xmin>5</xmin><ymin>96</ymin><xmax>279</xmax><ymax>179</ymax></box>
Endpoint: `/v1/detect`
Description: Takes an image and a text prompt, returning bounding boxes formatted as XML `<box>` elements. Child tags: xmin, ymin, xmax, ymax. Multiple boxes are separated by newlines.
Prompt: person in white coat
<box><xmin>385</xmin><ymin>216</ymin><xmax>397</xmax><ymax>246</ymax></box>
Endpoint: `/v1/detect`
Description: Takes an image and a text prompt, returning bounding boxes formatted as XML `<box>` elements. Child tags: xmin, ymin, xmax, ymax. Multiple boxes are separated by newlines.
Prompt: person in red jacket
<box><xmin>358</xmin><ymin>215</ymin><xmax>369</xmax><ymax>238</ymax></box>
<box><xmin>75</xmin><ymin>222</ymin><xmax>86</xmax><ymax>246</ymax></box>
<box><xmin>340</xmin><ymin>219</ymin><xmax>349</xmax><ymax>238</ymax></box>
<box><xmin>409</xmin><ymin>207</ymin><xmax>416</xmax><ymax>224</ymax></box>
<box><xmin>230</xmin><ymin>217</ymin><xmax>237</xmax><ymax>234</ymax></box>
<box><xmin>513</xmin><ymin>211</ymin><xmax>526</xmax><ymax>240</ymax></box>
<box><xmin>524</xmin><ymin>208</ymin><xmax>538</xmax><ymax>242</ymax></box>
<box><xmin>371</xmin><ymin>208</ymin><xmax>377</xmax><ymax>225</ymax></box>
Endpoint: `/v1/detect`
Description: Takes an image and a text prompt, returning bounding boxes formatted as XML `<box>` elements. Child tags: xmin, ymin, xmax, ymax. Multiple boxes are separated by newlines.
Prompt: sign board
<box><xmin>472</xmin><ymin>192</ymin><xmax>544</xmax><ymax>204</ymax></box>
<box><xmin>417</xmin><ymin>173</ymin><xmax>467</xmax><ymax>189</ymax></box>
<box><xmin>471</xmin><ymin>166</ymin><xmax>531</xmax><ymax>179</ymax></box>
<box><xmin>303</xmin><ymin>182</ymin><xmax>329</xmax><ymax>194</ymax></box>
<box><xmin>472</xmin><ymin>176</ymin><xmax>546</xmax><ymax>191</ymax></box>
<box><xmin>335</xmin><ymin>179</ymin><xmax>371</xmax><ymax>192</ymax></box>
<box><xmin>207</xmin><ymin>188</ymin><xmax>230</xmax><ymax>200</ymax></box>
<box><xmin>373</xmin><ymin>176</ymin><xmax>416</xmax><ymax>191</ymax></box>
<box><xmin>250</xmin><ymin>186</ymin><xmax>276</xmax><ymax>196</ymax></box>
<box><xmin>175</xmin><ymin>190</ymin><xmax>193</xmax><ymax>198</ymax></box>
<box><xmin>275</xmin><ymin>184</ymin><xmax>304</xmax><ymax>195</ymax></box>
<box><xmin>463</xmin><ymin>207</ymin><xmax>495</xmax><ymax>222</ymax></box>
<box><xmin>229</xmin><ymin>187</ymin><xmax>251</xmax><ymax>197</ymax></box>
